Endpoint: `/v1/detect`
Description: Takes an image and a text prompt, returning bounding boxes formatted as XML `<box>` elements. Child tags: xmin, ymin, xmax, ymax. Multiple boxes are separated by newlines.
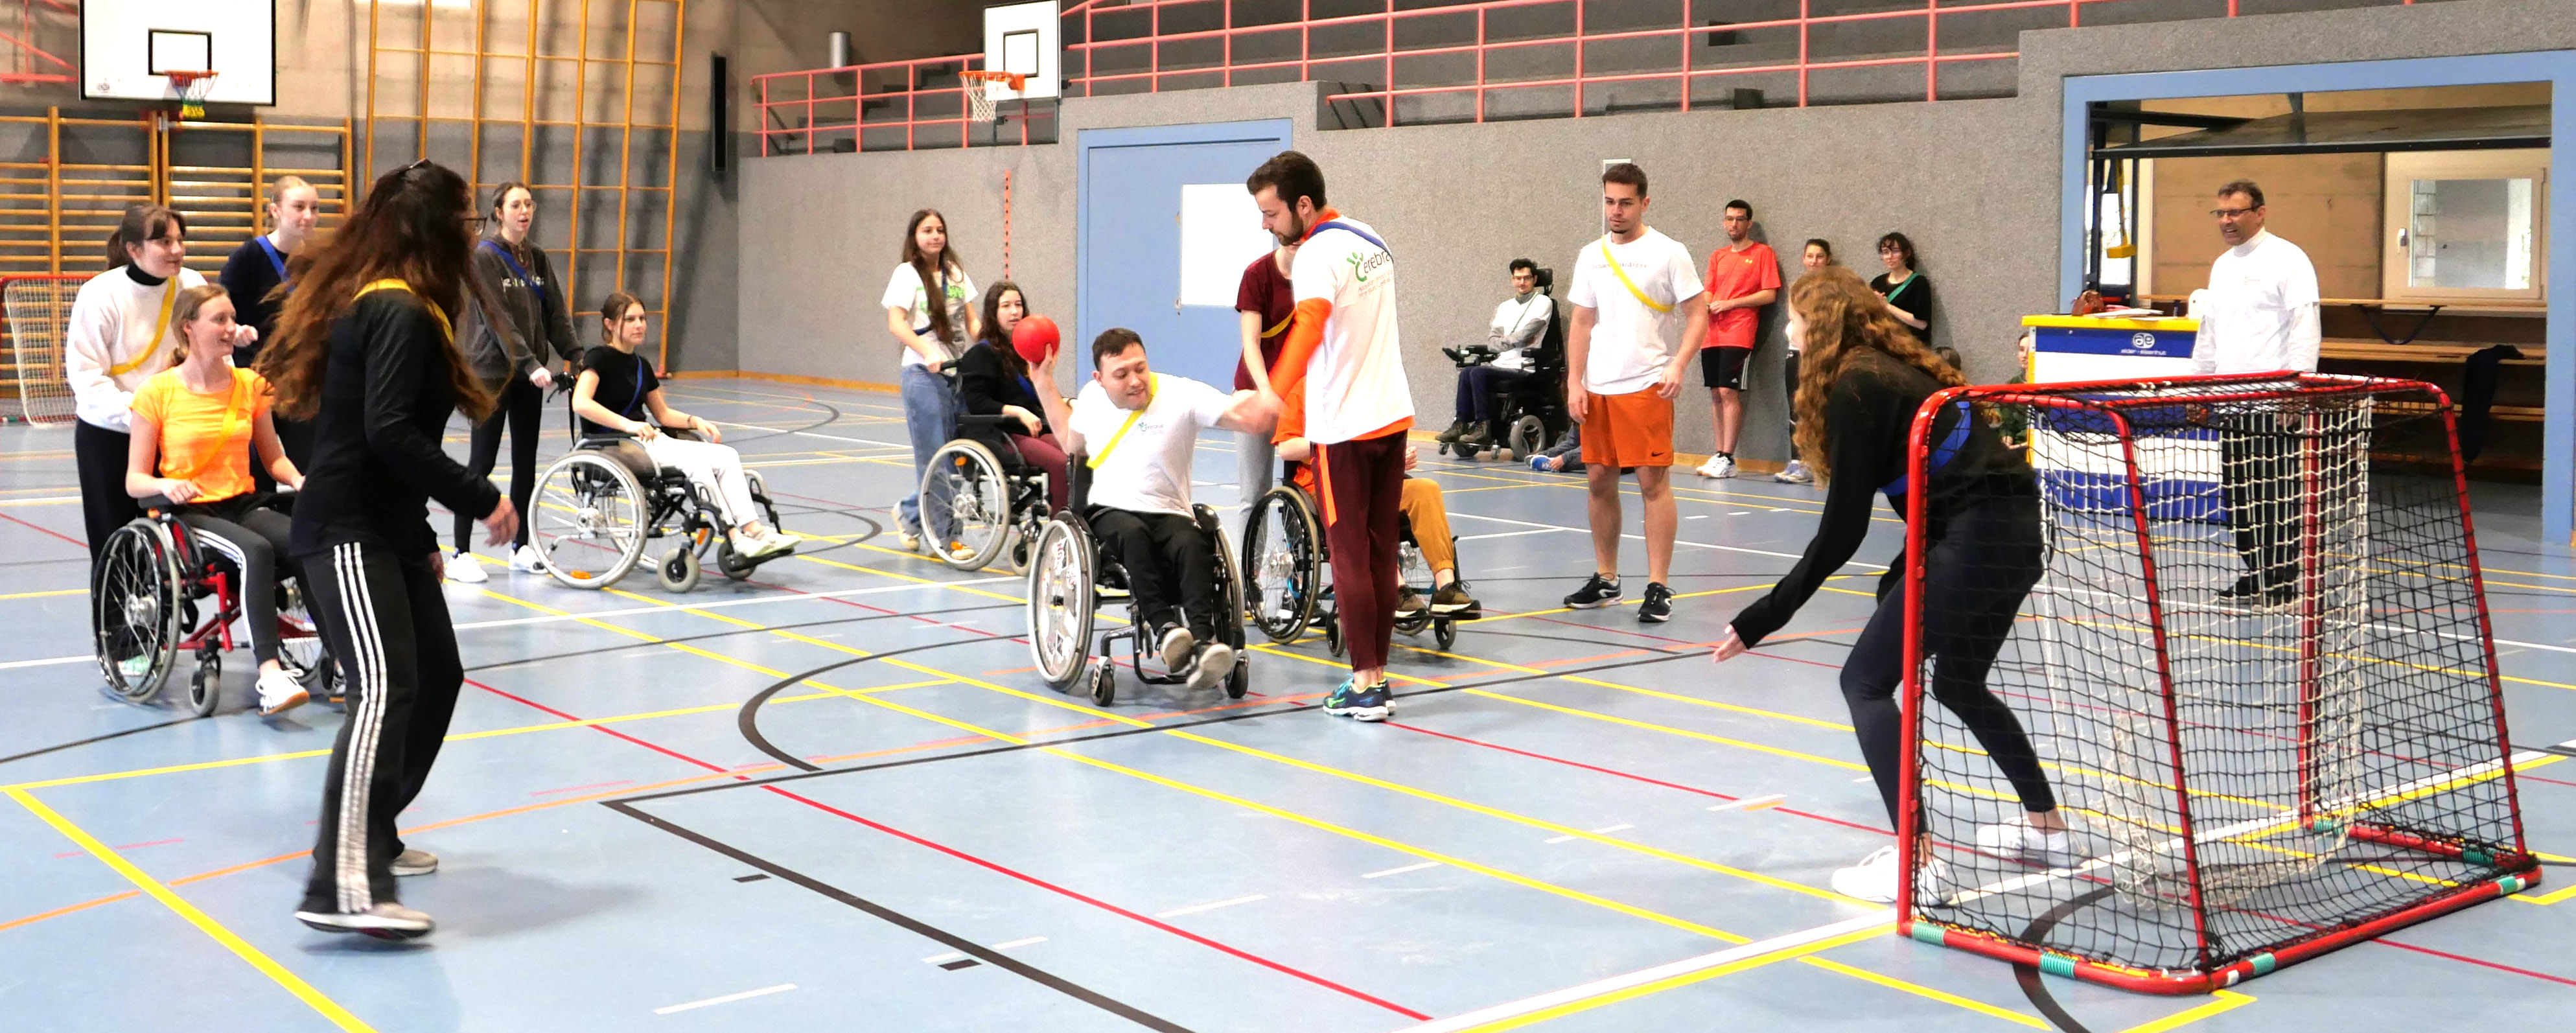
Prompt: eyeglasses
<box><xmin>1878</xmin><ymin>246</ymin><xmax>1905</xmax><ymax>254</ymax></box>
<box><xmin>2209</xmin><ymin>207</ymin><xmax>2257</xmax><ymax>219</ymax></box>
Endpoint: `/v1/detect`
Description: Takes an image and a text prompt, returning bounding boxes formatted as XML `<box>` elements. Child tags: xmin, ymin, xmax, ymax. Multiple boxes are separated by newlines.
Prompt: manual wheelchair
<box><xmin>1439</xmin><ymin>267</ymin><xmax>1570</xmax><ymax>461</ymax></box>
<box><xmin>1238</xmin><ymin>472</ymin><xmax>1461</xmax><ymax>653</ymax></box>
<box><xmin>90</xmin><ymin>494</ymin><xmax>337</xmax><ymax>716</ymax></box>
<box><xmin>529</xmin><ymin>395</ymin><xmax>791</xmax><ymax>592</ymax></box>
<box><xmin>918</xmin><ymin>415</ymin><xmax>1054</xmax><ymax>572</ymax></box>
<box><xmin>1023</xmin><ymin>459</ymin><xmax>1249</xmax><ymax>706</ymax></box>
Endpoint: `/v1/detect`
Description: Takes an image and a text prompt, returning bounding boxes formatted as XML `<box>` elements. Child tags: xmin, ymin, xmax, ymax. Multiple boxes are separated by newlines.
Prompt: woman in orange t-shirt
<box><xmin>124</xmin><ymin>284</ymin><xmax>309</xmax><ymax>715</ymax></box>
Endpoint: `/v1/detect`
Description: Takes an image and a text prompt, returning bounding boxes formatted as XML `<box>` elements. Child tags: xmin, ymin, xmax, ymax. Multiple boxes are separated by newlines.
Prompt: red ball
<box><xmin>1012</xmin><ymin>314</ymin><xmax>1061</xmax><ymax>366</ymax></box>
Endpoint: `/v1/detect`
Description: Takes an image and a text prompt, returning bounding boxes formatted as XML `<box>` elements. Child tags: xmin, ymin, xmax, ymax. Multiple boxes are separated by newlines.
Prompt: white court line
<box><xmin>652</xmin><ymin>984</ymin><xmax>796</xmax><ymax>1015</ymax></box>
<box><xmin>0</xmin><ymin>495</ymin><xmax>79</xmax><ymax>506</ymax></box>
<box><xmin>1362</xmin><ymin>861</ymin><xmax>1443</xmax><ymax>879</ymax></box>
<box><xmin>1707</xmin><ymin>793</ymin><xmax>1785</xmax><ymax>813</ymax></box>
<box><xmin>921</xmin><ymin>951</ymin><xmax>968</xmax><ymax>964</ymax></box>
<box><xmin>1389</xmin><ymin>911</ymin><xmax>1892</xmax><ymax>1033</ymax></box>
<box><xmin>1154</xmin><ymin>894</ymin><xmax>1266</xmax><ymax>918</ymax></box>
<box><xmin>1458</xmin><ymin>528</ymin><xmax>1561</xmax><ymax>542</ymax></box>
<box><xmin>0</xmin><ymin>655</ymin><xmax>90</xmax><ymax>671</ymax></box>
<box><xmin>449</xmin><ymin>577</ymin><xmax>1017</xmax><ymax>631</ymax></box>
<box><xmin>990</xmin><ymin>936</ymin><xmax>1047</xmax><ymax>949</ymax></box>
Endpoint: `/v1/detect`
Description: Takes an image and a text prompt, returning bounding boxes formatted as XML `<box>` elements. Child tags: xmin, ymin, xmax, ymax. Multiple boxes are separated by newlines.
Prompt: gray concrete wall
<box><xmin>736</xmin><ymin>0</ymin><xmax>2565</xmax><ymax>465</ymax></box>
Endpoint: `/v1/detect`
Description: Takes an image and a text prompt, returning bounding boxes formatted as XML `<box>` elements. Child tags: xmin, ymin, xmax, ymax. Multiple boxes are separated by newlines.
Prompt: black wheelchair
<box><xmin>529</xmin><ymin>393</ymin><xmax>791</xmax><ymax>592</ymax></box>
<box><xmin>918</xmin><ymin>415</ymin><xmax>1053</xmax><ymax>573</ymax></box>
<box><xmin>91</xmin><ymin>494</ymin><xmax>337</xmax><ymax>716</ymax></box>
<box><xmin>1024</xmin><ymin>459</ymin><xmax>1249</xmax><ymax>706</ymax></box>
<box><xmin>1238</xmin><ymin>469</ymin><xmax>1460</xmax><ymax>653</ymax></box>
<box><xmin>1440</xmin><ymin>268</ymin><xmax>1570</xmax><ymax>461</ymax></box>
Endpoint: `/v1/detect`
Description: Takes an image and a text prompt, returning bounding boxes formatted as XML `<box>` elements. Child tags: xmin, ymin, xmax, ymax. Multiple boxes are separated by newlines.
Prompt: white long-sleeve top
<box><xmin>2191</xmin><ymin>230</ymin><xmax>2321</xmax><ymax>376</ymax></box>
<box><xmin>66</xmin><ymin>265</ymin><xmax>205</xmax><ymax>432</ymax></box>
<box><xmin>1487</xmin><ymin>292</ymin><xmax>1553</xmax><ymax>370</ymax></box>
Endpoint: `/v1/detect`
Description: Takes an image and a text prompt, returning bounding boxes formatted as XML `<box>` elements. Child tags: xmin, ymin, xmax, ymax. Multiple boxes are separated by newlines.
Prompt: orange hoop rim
<box><xmin>165</xmin><ymin>69</ymin><xmax>218</xmax><ymax>88</ymax></box>
<box><xmin>960</xmin><ymin>70</ymin><xmax>1028</xmax><ymax>89</ymax></box>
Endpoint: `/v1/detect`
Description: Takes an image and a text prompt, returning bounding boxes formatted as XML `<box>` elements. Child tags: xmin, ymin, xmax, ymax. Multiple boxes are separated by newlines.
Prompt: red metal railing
<box><xmin>754</xmin><ymin>0</ymin><xmax>2419</xmax><ymax>154</ymax></box>
<box><xmin>752</xmin><ymin>53</ymin><xmax>1054</xmax><ymax>156</ymax></box>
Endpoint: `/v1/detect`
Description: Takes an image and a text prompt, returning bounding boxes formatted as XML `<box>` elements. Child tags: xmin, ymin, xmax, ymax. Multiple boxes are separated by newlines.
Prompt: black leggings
<box><xmin>1088</xmin><ymin>506</ymin><xmax>1216</xmax><ymax>642</ymax></box>
<box><xmin>457</xmin><ymin>375</ymin><xmax>541</xmax><ymax>552</ymax></box>
<box><xmin>174</xmin><ymin>494</ymin><xmax>296</xmax><ymax>665</ymax></box>
<box><xmin>301</xmin><ymin>541</ymin><xmax>461</xmax><ymax>914</ymax></box>
<box><xmin>1841</xmin><ymin>493</ymin><xmax>2056</xmax><ymax>829</ymax></box>
<box><xmin>75</xmin><ymin>419</ymin><xmax>140</xmax><ymax>561</ymax></box>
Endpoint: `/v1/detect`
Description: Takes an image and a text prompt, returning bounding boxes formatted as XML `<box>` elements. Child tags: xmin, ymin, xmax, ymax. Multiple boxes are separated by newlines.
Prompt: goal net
<box><xmin>3</xmin><ymin>275</ymin><xmax>86</xmax><ymax>424</ymax></box>
<box><xmin>1900</xmin><ymin>373</ymin><xmax>2537</xmax><ymax>993</ymax></box>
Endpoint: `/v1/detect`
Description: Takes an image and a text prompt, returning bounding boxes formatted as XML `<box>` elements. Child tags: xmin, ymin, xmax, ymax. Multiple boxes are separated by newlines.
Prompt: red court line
<box><xmin>761</xmin><ymin>785</ymin><xmax>1431</xmax><ymax>1019</ymax></box>
<box><xmin>466</xmin><ymin>673</ymin><xmax>1427</xmax><ymax>1018</ymax></box>
<box><xmin>2376</xmin><ymin>937</ymin><xmax>2576</xmax><ymax>987</ymax></box>
<box><xmin>0</xmin><ymin>511</ymin><xmax>82</xmax><ymax>549</ymax></box>
<box><xmin>1385</xmin><ymin>721</ymin><xmax>1890</xmax><ymax>837</ymax></box>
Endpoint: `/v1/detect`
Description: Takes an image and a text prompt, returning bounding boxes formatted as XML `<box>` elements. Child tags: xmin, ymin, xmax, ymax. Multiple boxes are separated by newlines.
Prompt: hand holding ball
<box><xmin>1013</xmin><ymin>314</ymin><xmax>1061</xmax><ymax>367</ymax></box>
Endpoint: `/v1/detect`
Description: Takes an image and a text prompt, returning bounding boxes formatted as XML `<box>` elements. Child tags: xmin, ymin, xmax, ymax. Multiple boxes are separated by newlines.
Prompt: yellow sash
<box><xmin>354</xmin><ymin>279</ymin><xmax>455</xmax><ymax>341</ymax></box>
<box><xmin>1085</xmin><ymin>375</ymin><xmax>1158</xmax><ymax>469</ymax></box>
<box><xmin>168</xmin><ymin>372</ymin><xmax>252</xmax><ymax>484</ymax></box>
<box><xmin>106</xmin><ymin>279</ymin><xmax>179</xmax><ymax>377</ymax></box>
<box><xmin>1261</xmin><ymin>312</ymin><xmax>1293</xmax><ymax>339</ymax></box>
<box><xmin>1600</xmin><ymin>236</ymin><xmax>1672</xmax><ymax>314</ymax></box>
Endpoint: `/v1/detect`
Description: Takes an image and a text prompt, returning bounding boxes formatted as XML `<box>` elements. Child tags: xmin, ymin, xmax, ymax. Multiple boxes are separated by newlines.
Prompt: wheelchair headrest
<box><xmin>1534</xmin><ymin>267</ymin><xmax>1555</xmax><ymax>295</ymax></box>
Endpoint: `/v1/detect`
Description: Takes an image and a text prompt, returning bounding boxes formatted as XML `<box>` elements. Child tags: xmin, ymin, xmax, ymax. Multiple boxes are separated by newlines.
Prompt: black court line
<box><xmin>0</xmin><ymin>714</ymin><xmax>207</xmax><ymax>769</ymax></box>
<box><xmin>607</xmin><ymin>800</ymin><xmax>1198</xmax><ymax>1033</ymax></box>
<box><xmin>2518</xmin><ymin>743</ymin><xmax>2576</xmax><ymax>761</ymax></box>
<box><xmin>614</xmin><ymin>645</ymin><xmax>1704</xmax><ymax>807</ymax></box>
<box><xmin>461</xmin><ymin>601</ymin><xmax>1023</xmax><ymax>674</ymax></box>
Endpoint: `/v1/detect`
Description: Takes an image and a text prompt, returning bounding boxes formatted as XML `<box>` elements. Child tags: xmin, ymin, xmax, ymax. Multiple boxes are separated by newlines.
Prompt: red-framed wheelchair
<box><xmin>91</xmin><ymin>494</ymin><xmax>338</xmax><ymax>715</ymax></box>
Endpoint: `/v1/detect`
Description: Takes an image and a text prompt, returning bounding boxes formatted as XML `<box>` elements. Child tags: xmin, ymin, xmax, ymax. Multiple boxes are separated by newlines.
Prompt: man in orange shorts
<box><xmin>1561</xmin><ymin>162</ymin><xmax>1707</xmax><ymax>623</ymax></box>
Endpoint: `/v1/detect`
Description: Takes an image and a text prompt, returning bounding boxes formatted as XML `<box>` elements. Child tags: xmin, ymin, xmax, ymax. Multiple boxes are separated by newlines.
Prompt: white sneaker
<box><xmin>1697</xmin><ymin>455</ymin><xmax>1737</xmax><ymax>479</ymax></box>
<box><xmin>736</xmin><ymin>531</ymin><xmax>795</xmax><ymax>559</ymax></box>
<box><xmin>295</xmin><ymin>901</ymin><xmax>434</xmax><ymax>940</ymax></box>
<box><xmin>117</xmin><ymin>655</ymin><xmax>152</xmax><ymax>681</ymax></box>
<box><xmin>897</xmin><ymin>527</ymin><xmax>922</xmax><ymax>553</ymax></box>
<box><xmin>1157</xmin><ymin>625</ymin><xmax>1196</xmax><ymax>671</ymax></box>
<box><xmin>1187</xmin><ymin>642</ymin><xmax>1235</xmax><ymax>690</ymax></box>
<box><xmin>445</xmin><ymin>552</ymin><xmax>488</xmax><ymax>584</ymax></box>
<box><xmin>256</xmin><ymin>667</ymin><xmax>309</xmax><ymax>716</ymax></box>
<box><xmin>391</xmin><ymin>848</ymin><xmax>438</xmax><ymax>877</ymax></box>
<box><xmin>508</xmin><ymin>544</ymin><xmax>547</xmax><ymax>573</ymax></box>
<box><xmin>1774</xmin><ymin>460</ymin><xmax>1811</xmax><ymax>483</ymax></box>
<box><xmin>1975</xmin><ymin>816</ymin><xmax>2076</xmax><ymax>866</ymax></box>
<box><xmin>1833</xmin><ymin>845</ymin><xmax>1957</xmax><ymax>904</ymax></box>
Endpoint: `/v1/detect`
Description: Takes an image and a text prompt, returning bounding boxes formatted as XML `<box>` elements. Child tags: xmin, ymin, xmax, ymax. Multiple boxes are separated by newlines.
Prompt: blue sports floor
<box><xmin>1</xmin><ymin>378</ymin><xmax>2571</xmax><ymax>1032</ymax></box>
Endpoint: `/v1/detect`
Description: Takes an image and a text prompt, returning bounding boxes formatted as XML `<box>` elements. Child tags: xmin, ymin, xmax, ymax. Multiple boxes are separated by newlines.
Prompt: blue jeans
<box><xmin>898</xmin><ymin>364</ymin><xmax>958</xmax><ymax>533</ymax></box>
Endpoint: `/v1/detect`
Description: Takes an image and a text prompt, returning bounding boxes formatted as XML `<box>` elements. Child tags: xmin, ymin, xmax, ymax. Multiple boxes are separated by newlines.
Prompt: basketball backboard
<box><xmin>984</xmin><ymin>1</ymin><xmax>1059</xmax><ymax>102</ymax></box>
<box><xmin>82</xmin><ymin>0</ymin><xmax>277</xmax><ymax>106</ymax></box>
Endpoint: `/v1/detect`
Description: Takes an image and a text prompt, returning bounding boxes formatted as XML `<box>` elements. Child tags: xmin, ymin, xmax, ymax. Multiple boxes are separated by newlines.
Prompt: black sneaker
<box><xmin>1638</xmin><ymin>581</ymin><xmax>1674</xmax><ymax>623</ymax></box>
<box><xmin>1430</xmin><ymin>581</ymin><xmax>1481</xmax><ymax>619</ymax></box>
<box><xmin>1435</xmin><ymin>418</ymin><xmax>1472</xmax><ymax>444</ymax></box>
<box><xmin>1564</xmin><ymin>574</ymin><xmax>1621</xmax><ymax>609</ymax></box>
<box><xmin>1457</xmin><ymin>422</ymin><xmax>1495</xmax><ymax>449</ymax></box>
<box><xmin>2216</xmin><ymin>575</ymin><xmax>2264</xmax><ymax>602</ymax></box>
<box><xmin>1394</xmin><ymin>588</ymin><xmax>1428</xmax><ymax>619</ymax></box>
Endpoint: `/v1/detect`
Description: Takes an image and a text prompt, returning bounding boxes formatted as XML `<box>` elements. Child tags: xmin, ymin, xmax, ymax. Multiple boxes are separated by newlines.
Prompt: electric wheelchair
<box><xmin>1238</xmin><ymin>468</ymin><xmax>1461</xmax><ymax>653</ymax></box>
<box><xmin>1024</xmin><ymin>458</ymin><xmax>1249</xmax><ymax>706</ymax></box>
<box><xmin>918</xmin><ymin>415</ymin><xmax>1054</xmax><ymax>572</ymax></box>
<box><xmin>529</xmin><ymin>391</ymin><xmax>791</xmax><ymax>592</ymax></box>
<box><xmin>1439</xmin><ymin>267</ymin><xmax>1570</xmax><ymax>461</ymax></box>
<box><xmin>91</xmin><ymin>494</ymin><xmax>337</xmax><ymax>716</ymax></box>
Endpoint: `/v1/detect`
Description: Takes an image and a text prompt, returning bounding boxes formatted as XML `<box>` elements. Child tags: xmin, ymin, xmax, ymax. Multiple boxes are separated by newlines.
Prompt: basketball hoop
<box><xmin>165</xmin><ymin>70</ymin><xmax>218</xmax><ymax>122</ymax></box>
<box><xmin>960</xmin><ymin>70</ymin><xmax>1027</xmax><ymax>124</ymax></box>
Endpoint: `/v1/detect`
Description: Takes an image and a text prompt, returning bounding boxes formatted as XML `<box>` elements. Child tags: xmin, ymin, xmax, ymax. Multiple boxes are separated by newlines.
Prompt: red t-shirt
<box><xmin>1702</xmin><ymin>241</ymin><xmax>1781</xmax><ymax>349</ymax></box>
<box><xmin>1233</xmin><ymin>250</ymin><xmax>1293</xmax><ymax>391</ymax></box>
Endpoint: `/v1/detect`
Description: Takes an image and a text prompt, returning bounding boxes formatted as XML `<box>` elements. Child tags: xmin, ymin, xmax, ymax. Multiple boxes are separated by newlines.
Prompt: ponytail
<box><xmin>106</xmin><ymin>204</ymin><xmax>186</xmax><ymax>270</ymax></box>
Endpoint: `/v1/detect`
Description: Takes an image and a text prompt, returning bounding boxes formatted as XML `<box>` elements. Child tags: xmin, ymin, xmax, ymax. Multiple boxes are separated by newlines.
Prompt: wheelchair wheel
<box><xmin>93</xmin><ymin>521</ymin><xmax>181</xmax><ymax>702</ymax></box>
<box><xmin>921</xmin><ymin>440</ymin><xmax>1012</xmax><ymax>571</ymax></box>
<box><xmin>1434</xmin><ymin>617</ymin><xmax>1457</xmax><ymax>651</ymax></box>
<box><xmin>1089</xmin><ymin>662</ymin><xmax>1115</xmax><ymax>706</ymax></box>
<box><xmin>1225</xmin><ymin>658</ymin><xmax>1248</xmax><ymax>700</ymax></box>
<box><xmin>1201</xmin><ymin>506</ymin><xmax>1247</xmax><ymax>653</ymax></box>
<box><xmin>1241</xmin><ymin>487</ymin><xmax>1321</xmax><ymax>644</ymax></box>
<box><xmin>658</xmin><ymin>545</ymin><xmax>702</xmax><ymax>592</ymax></box>
<box><xmin>276</xmin><ymin>580</ymin><xmax>339</xmax><ymax>702</ymax></box>
<box><xmin>534</xmin><ymin>451</ymin><xmax>649</xmax><ymax>588</ymax></box>
<box><xmin>1325</xmin><ymin>610</ymin><xmax>1345</xmax><ymax>658</ymax></box>
<box><xmin>187</xmin><ymin>649</ymin><xmax>222</xmax><ymax>716</ymax></box>
<box><xmin>1508</xmin><ymin>414</ymin><xmax>1548</xmax><ymax>456</ymax></box>
<box><xmin>1025</xmin><ymin>515</ymin><xmax>1095</xmax><ymax>693</ymax></box>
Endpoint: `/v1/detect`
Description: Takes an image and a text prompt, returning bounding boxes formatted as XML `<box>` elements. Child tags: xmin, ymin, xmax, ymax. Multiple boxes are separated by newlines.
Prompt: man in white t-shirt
<box><xmin>1249</xmin><ymin>150</ymin><xmax>1414</xmax><ymax>723</ymax></box>
<box><xmin>1437</xmin><ymin>259</ymin><xmax>1554</xmax><ymax>454</ymax></box>
<box><xmin>1561</xmin><ymin>162</ymin><xmax>1708</xmax><ymax>625</ymax></box>
<box><xmin>1032</xmin><ymin>328</ymin><xmax>1275</xmax><ymax>688</ymax></box>
<box><xmin>2190</xmin><ymin>178</ymin><xmax>2322</xmax><ymax>604</ymax></box>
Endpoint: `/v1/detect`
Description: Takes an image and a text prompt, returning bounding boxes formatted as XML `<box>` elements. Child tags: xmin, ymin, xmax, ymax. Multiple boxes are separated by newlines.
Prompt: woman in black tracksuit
<box><xmin>1712</xmin><ymin>265</ymin><xmax>2062</xmax><ymax>905</ymax></box>
<box><xmin>448</xmin><ymin>181</ymin><xmax>579</xmax><ymax>581</ymax></box>
<box><xmin>256</xmin><ymin>160</ymin><xmax>517</xmax><ymax>940</ymax></box>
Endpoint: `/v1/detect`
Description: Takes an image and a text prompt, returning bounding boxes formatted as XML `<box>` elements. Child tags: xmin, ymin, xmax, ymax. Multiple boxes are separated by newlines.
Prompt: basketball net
<box><xmin>960</xmin><ymin>70</ymin><xmax>1027</xmax><ymax>124</ymax></box>
<box><xmin>166</xmin><ymin>70</ymin><xmax>218</xmax><ymax>124</ymax></box>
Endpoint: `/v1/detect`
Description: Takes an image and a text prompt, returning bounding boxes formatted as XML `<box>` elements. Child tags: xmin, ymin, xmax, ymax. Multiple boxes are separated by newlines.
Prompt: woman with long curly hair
<box><xmin>1709</xmin><ymin>265</ymin><xmax>2064</xmax><ymax>903</ymax></box>
<box><xmin>258</xmin><ymin>159</ymin><xmax>518</xmax><ymax>940</ymax></box>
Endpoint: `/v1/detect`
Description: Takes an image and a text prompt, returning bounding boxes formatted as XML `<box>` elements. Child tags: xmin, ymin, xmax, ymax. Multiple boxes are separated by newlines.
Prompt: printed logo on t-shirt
<box><xmin>1345</xmin><ymin>248</ymin><xmax>1390</xmax><ymax>286</ymax></box>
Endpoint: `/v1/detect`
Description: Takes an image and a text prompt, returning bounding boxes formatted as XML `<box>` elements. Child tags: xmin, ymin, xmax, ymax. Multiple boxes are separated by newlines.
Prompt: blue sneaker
<box><xmin>1322</xmin><ymin>677</ymin><xmax>1392</xmax><ymax>722</ymax></box>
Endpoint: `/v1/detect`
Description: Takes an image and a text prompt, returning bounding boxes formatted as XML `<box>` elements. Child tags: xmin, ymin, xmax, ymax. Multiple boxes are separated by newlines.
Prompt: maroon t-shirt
<box><xmin>1234</xmin><ymin>250</ymin><xmax>1294</xmax><ymax>391</ymax></box>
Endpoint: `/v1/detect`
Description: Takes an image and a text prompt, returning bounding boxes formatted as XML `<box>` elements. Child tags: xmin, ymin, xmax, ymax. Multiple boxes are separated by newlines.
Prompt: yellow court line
<box><xmin>1458</xmin><ymin>925</ymin><xmax>1897</xmax><ymax>1032</ymax></box>
<box><xmin>0</xmin><ymin>587</ymin><xmax>85</xmax><ymax>600</ymax></box>
<box><xmin>1169</xmin><ymin>730</ymin><xmax>1849</xmax><ymax>904</ymax></box>
<box><xmin>2115</xmin><ymin>990</ymin><xmax>2257</xmax><ymax>1033</ymax></box>
<box><xmin>1797</xmin><ymin>955</ymin><xmax>2051</xmax><ymax>1028</ymax></box>
<box><xmin>1464</xmin><ymin>690</ymin><xmax>1871</xmax><ymax>772</ymax></box>
<box><xmin>7</xmin><ymin>787</ymin><xmax>377</xmax><ymax>1032</ymax></box>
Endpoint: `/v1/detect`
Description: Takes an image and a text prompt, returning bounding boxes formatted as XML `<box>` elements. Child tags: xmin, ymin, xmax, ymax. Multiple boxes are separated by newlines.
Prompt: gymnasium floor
<box><xmin>1</xmin><ymin>378</ymin><xmax>2571</xmax><ymax>1032</ymax></box>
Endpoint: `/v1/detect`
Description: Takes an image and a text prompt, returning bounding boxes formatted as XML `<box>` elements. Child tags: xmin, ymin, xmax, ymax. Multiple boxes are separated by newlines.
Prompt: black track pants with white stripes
<box><xmin>299</xmin><ymin>541</ymin><xmax>462</xmax><ymax>914</ymax></box>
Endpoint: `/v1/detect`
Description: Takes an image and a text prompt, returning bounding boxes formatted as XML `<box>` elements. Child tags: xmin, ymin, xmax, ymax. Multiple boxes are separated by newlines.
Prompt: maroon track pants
<box><xmin>1316</xmin><ymin>434</ymin><xmax>1408</xmax><ymax>676</ymax></box>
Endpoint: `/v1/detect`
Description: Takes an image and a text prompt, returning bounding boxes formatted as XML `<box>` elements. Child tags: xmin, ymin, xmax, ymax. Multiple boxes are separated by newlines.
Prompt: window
<box><xmin>2382</xmin><ymin>149</ymin><xmax>2549</xmax><ymax>304</ymax></box>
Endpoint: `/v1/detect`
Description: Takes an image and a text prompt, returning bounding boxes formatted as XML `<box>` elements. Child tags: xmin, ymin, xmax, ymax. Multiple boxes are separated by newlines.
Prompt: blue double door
<box><xmin>1076</xmin><ymin>119</ymin><xmax>1293</xmax><ymax>390</ymax></box>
